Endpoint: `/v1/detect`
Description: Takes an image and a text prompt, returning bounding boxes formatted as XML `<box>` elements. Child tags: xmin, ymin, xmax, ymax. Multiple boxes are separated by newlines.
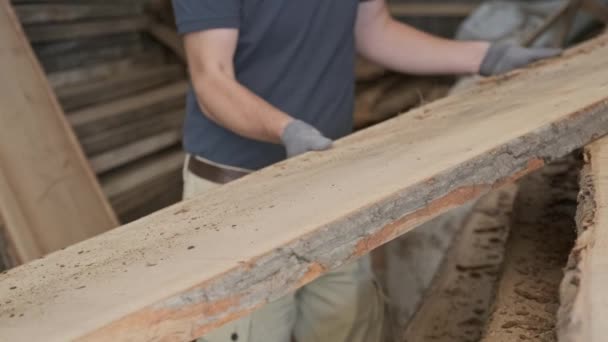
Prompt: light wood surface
<box><xmin>558</xmin><ymin>136</ymin><xmax>608</xmax><ymax>342</ymax></box>
<box><xmin>1</xmin><ymin>33</ymin><xmax>608</xmax><ymax>342</ymax></box>
<box><xmin>47</xmin><ymin>53</ymin><xmax>165</xmax><ymax>88</ymax></box>
<box><xmin>0</xmin><ymin>1</ymin><xmax>118</xmax><ymax>263</ymax></box>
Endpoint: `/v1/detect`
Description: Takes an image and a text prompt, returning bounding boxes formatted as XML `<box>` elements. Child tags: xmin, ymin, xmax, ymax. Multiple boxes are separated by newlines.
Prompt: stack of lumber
<box><xmin>11</xmin><ymin>0</ymin><xmax>188</xmax><ymax>223</ymax></box>
<box><xmin>354</xmin><ymin>57</ymin><xmax>453</xmax><ymax>130</ymax></box>
<box><xmin>1</xmin><ymin>34</ymin><xmax>607</xmax><ymax>341</ymax></box>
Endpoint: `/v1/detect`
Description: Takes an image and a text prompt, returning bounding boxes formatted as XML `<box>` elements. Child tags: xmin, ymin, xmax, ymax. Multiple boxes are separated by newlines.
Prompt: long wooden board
<box><xmin>24</xmin><ymin>16</ymin><xmax>149</xmax><ymax>43</ymax></box>
<box><xmin>90</xmin><ymin>129</ymin><xmax>181</xmax><ymax>174</ymax></box>
<box><xmin>0</xmin><ymin>2</ymin><xmax>118</xmax><ymax>263</ymax></box>
<box><xmin>56</xmin><ymin>65</ymin><xmax>184</xmax><ymax>111</ymax></box>
<box><xmin>558</xmin><ymin>136</ymin><xmax>608</xmax><ymax>342</ymax></box>
<box><xmin>14</xmin><ymin>3</ymin><xmax>139</xmax><ymax>24</ymax></box>
<box><xmin>1</xmin><ymin>34</ymin><xmax>608</xmax><ymax>342</ymax></box>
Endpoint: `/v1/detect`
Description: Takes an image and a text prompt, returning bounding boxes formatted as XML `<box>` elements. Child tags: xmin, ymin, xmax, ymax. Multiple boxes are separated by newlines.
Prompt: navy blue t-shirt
<box><xmin>173</xmin><ymin>0</ymin><xmax>362</xmax><ymax>170</ymax></box>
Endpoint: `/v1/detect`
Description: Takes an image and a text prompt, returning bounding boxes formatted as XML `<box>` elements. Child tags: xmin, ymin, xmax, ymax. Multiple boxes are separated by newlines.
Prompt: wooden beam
<box><xmin>102</xmin><ymin>148</ymin><xmax>184</xmax><ymax>221</ymax></box>
<box><xmin>148</xmin><ymin>20</ymin><xmax>185</xmax><ymax>61</ymax></box>
<box><xmin>1</xmin><ymin>34</ymin><xmax>608</xmax><ymax>342</ymax></box>
<box><xmin>68</xmin><ymin>81</ymin><xmax>188</xmax><ymax>136</ymax></box>
<box><xmin>558</xmin><ymin>136</ymin><xmax>608</xmax><ymax>342</ymax></box>
<box><xmin>80</xmin><ymin>110</ymin><xmax>182</xmax><ymax>156</ymax></box>
<box><xmin>102</xmin><ymin>149</ymin><xmax>183</xmax><ymax>201</ymax></box>
<box><xmin>24</xmin><ymin>16</ymin><xmax>149</xmax><ymax>43</ymax></box>
<box><xmin>56</xmin><ymin>65</ymin><xmax>185</xmax><ymax>111</ymax></box>
<box><xmin>0</xmin><ymin>2</ymin><xmax>118</xmax><ymax>263</ymax></box>
<box><xmin>37</xmin><ymin>38</ymin><xmax>145</xmax><ymax>74</ymax></box>
<box><xmin>47</xmin><ymin>52</ymin><xmax>165</xmax><ymax>88</ymax></box>
<box><xmin>389</xmin><ymin>3</ymin><xmax>477</xmax><ymax>17</ymax></box>
<box><xmin>14</xmin><ymin>4</ymin><xmax>139</xmax><ymax>24</ymax></box>
<box><xmin>90</xmin><ymin>129</ymin><xmax>181</xmax><ymax>174</ymax></box>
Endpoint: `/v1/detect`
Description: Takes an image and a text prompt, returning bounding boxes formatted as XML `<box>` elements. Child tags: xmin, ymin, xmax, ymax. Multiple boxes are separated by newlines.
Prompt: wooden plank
<box><xmin>14</xmin><ymin>3</ymin><xmax>139</xmax><ymax>24</ymax></box>
<box><xmin>56</xmin><ymin>65</ymin><xmax>185</xmax><ymax>111</ymax></box>
<box><xmin>0</xmin><ymin>2</ymin><xmax>118</xmax><ymax>263</ymax></box>
<box><xmin>102</xmin><ymin>149</ymin><xmax>184</xmax><ymax>201</ymax></box>
<box><xmin>148</xmin><ymin>20</ymin><xmax>185</xmax><ymax>61</ymax></box>
<box><xmin>24</xmin><ymin>16</ymin><xmax>149</xmax><ymax>43</ymax></box>
<box><xmin>116</xmin><ymin>171</ymin><xmax>182</xmax><ymax>223</ymax></box>
<box><xmin>33</xmin><ymin>33</ymin><xmax>141</xmax><ymax>59</ymax></box>
<box><xmin>90</xmin><ymin>130</ymin><xmax>182</xmax><ymax>174</ymax></box>
<box><xmin>68</xmin><ymin>81</ymin><xmax>188</xmax><ymax>136</ymax></box>
<box><xmin>102</xmin><ymin>148</ymin><xmax>184</xmax><ymax>221</ymax></box>
<box><xmin>558</xmin><ymin>136</ymin><xmax>608</xmax><ymax>342</ymax></box>
<box><xmin>389</xmin><ymin>3</ymin><xmax>477</xmax><ymax>17</ymax></box>
<box><xmin>36</xmin><ymin>38</ymin><xmax>145</xmax><ymax>74</ymax></box>
<box><xmin>47</xmin><ymin>52</ymin><xmax>165</xmax><ymax>88</ymax></box>
<box><xmin>80</xmin><ymin>110</ymin><xmax>182</xmax><ymax>156</ymax></box>
<box><xmin>1</xmin><ymin>34</ymin><xmax>608</xmax><ymax>342</ymax></box>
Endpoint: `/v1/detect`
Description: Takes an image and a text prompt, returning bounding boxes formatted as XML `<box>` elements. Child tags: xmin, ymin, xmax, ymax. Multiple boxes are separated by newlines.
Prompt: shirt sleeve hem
<box><xmin>177</xmin><ymin>16</ymin><xmax>240</xmax><ymax>34</ymax></box>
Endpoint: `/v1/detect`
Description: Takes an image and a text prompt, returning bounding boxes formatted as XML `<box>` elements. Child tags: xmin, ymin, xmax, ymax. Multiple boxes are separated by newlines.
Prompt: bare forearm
<box><xmin>184</xmin><ymin>28</ymin><xmax>291</xmax><ymax>144</ymax></box>
<box><xmin>192</xmin><ymin>71</ymin><xmax>291</xmax><ymax>144</ymax></box>
<box><xmin>356</xmin><ymin>4</ymin><xmax>489</xmax><ymax>75</ymax></box>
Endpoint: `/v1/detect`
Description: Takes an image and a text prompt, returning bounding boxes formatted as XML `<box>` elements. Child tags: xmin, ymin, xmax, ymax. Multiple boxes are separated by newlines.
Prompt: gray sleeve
<box><xmin>172</xmin><ymin>0</ymin><xmax>241</xmax><ymax>34</ymax></box>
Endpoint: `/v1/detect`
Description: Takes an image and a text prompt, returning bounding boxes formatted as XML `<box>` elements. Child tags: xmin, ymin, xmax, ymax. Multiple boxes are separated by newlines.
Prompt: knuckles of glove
<box><xmin>281</xmin><ymin>120</ymin><xmax>333</xmax><ymax>158</ymax></box>
<box><xmin>479</xmin><ymin>42</ymin><xmax>562</xmax><ymax>76</ymax></box>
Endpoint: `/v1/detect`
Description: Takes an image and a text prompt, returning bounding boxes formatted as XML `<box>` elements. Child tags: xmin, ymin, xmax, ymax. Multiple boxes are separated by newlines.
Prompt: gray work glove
<box><xmin>281</xmin><ymin>119</ymin><xmax>333</xmax><ymax>158</ymax></box>
<box><xmin>479</xmin><ymin>42</ymin><xmax>561</xmax><ymax>76</ymax></box>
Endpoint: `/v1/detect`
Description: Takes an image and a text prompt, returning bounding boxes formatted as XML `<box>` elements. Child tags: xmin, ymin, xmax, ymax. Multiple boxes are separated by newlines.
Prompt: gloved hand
<box><xmin>281</xmin><ymin>119</ymin><xmax>333</xmax><ymax>158</ymax></box>
<box><xmin>479</xmin><ymin>42</ymin><xmax>561</xmax><ymax>76</ymax></box>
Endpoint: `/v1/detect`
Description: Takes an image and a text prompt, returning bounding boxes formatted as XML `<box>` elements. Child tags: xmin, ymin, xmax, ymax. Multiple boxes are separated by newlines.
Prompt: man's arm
<box><xmin>355</xmin><ymin>0</ymin><xmax>560</xmax><ymax>76</ymax></box>
<box><xmin>184</xmin><ymin>29</ymin><xmax>332</xmax><ymax>156</ymax></box>
<box><xmin>184</xmin><ymin>29</ymin><xmax>291</xmax><ymax>143</ymax></box>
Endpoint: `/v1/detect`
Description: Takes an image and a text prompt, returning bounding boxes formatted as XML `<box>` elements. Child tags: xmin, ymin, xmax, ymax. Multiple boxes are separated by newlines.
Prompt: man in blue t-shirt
<box><xmin>173</xmin><ymin>1</ymin><xmax>559</xmax><ymax>341</ymax></box>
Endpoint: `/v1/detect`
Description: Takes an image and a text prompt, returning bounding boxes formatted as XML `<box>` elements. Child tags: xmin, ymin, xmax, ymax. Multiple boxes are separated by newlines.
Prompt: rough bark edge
<box><xmin>557</xmin><ymin>148</ymin><xmax>597</xmax><ymax>342</ymax></box>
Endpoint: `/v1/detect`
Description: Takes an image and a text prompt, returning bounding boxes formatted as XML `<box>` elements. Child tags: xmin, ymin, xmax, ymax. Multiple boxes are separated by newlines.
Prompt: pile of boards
<box><xmin>354</xmin><ymin>58</ymin><xmax>453</xmax><ymax>130</ymax></box>
<box><xmin>12</xmin><ymin>0</ymin><xmax>187</xmax><ymax>223</ymax></box>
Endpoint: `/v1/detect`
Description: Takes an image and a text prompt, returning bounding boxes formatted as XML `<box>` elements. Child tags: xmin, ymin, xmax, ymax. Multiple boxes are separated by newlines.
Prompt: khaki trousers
<box><xmin>184</xmin><ymin>156</ymin><xmax>384</xmax><ymax>342</ymax></box>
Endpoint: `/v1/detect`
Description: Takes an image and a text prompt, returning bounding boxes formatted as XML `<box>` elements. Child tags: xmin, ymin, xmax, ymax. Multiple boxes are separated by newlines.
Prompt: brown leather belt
<box><xmin>187</xmin><ymin>156</ymin><xmax>249</xmax><ymax>184</ymax></box>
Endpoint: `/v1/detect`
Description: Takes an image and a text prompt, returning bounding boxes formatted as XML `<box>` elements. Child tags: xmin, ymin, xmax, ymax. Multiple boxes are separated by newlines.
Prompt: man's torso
<box><xmin>176</xmin><ymin>0</ymin><xmax>361</xmax><ymax>170</ymax></box>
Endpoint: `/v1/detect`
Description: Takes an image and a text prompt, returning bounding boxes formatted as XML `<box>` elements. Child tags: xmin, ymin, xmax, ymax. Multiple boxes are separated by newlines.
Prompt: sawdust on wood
<box><xmin>481</xmin><ymin>155</ymin><xmax>580</xmax><ymax>342</ymax></box>
<box><xmin>401</xmin><ymin>184</ymin><xmax>517</xmax><ymax>342</ymax></box>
